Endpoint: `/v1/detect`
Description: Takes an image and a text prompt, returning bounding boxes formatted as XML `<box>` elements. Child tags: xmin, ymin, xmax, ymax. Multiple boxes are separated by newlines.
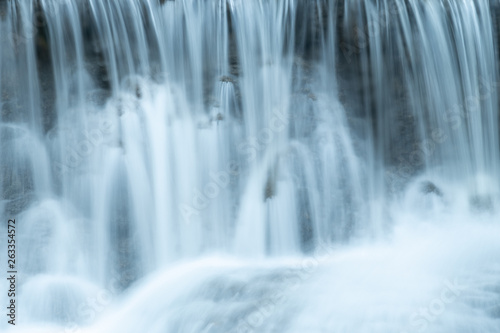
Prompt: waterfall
<box><xmin>1</xmin><ymin>0</ymin><xmax>500</xmax><ymax>332</ymax></box>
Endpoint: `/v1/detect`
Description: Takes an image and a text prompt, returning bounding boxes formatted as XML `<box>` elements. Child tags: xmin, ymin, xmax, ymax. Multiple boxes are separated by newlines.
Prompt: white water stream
<box><xmin>1</xmin><ymin>0</ymin><xmax>499</xmax><ymax>332</ymax></box>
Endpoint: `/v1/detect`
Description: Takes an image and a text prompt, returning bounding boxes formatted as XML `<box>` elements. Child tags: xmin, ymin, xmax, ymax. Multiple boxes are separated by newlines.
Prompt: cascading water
<box><xmin>1</xmin><ymin>0</ymin><xmax>499</xmax><ymax>332</ymax></box>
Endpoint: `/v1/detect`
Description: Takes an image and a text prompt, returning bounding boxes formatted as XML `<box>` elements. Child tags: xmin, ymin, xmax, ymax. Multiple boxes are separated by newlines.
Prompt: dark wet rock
<box><xmin>336</xmin><ymin>0</ymin><xmax>419</xmax><ymax>174</ymax></box>
<box><xmin>264</xmin><ymin>179</ymin><xmax>275</xmax><ymax>200</ymax></box>
<box><xmin>121</xmin><ymin>76</ymin><xmax>144</xmax><ymax>99</ymax></box>
<box><xmin>0</xmin><ymin>126</ymin><xmax>36</xmax><ymax>215</ymax></box>
<box><xmin>264</xmin><ymin>171</ymin><xmax>277</xmax><ymax>200</ymax></box>
<box><xmin>30</xmin><ymin>0</ymin><xmax>58</xmax><ymax>134</ymax></box>
<box><xmin>420</xmin><ymin>181</ymin><xmax>443</xmax><ymax>197</ymax></box>
<box><xmin>0</xmin><ymin>0</ymin><xmax>7</xmax><ymax>21</ymax></box>
<box><xmin>90</xmin><ymin>59</ymin><xmax>112</xmax><ymax>92</ymax></box>
<box><xmin>220</xmin><ymin>75</ymin><xmax>234</xmax><ymax>83</ymax></box>
<box><xmin>294</xmin><ymin>0</ymin><xmax>332</xmax><ymax>61</ymax></box>
<box><xmin>1</xmin><ymin>166</ymin><xmax>35</xmax><ymax>216</ymax></box>
<box><xmin>469</xmin><ymin>195</ymin><xmax>494</xmax><ymax>213</ymax></box>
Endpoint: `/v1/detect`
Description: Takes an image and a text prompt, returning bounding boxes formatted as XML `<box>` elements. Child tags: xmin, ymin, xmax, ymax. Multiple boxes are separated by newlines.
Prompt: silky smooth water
<box><xmin>1</xmin><ymin>0</ymin><xmax>499</xmax><ymax>332</ymax></box>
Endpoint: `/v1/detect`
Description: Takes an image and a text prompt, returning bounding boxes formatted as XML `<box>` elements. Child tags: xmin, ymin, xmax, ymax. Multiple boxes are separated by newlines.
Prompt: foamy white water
<box><xmin>1</xmin><ymin>0</ymin><xmax>499</xmax><ymax>332</ymax></box>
